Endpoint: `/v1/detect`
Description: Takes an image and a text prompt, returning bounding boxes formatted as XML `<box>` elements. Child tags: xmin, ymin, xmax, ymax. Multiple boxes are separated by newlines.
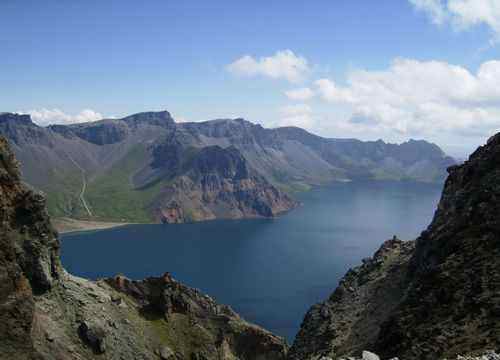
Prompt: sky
<box><xmin>2</xmin><ymin>0</ymin><xmax>500</xmax><ymax>157</ymax></box>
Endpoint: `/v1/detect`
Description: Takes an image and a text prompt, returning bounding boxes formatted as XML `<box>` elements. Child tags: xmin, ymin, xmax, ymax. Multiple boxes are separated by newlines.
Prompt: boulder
<box><xmin>159</xmin><ymin>345</ymin><xmax>176</xmax><ymax>360</ymax></box>
<box><xmin>78</xmin><ymin>320</ymin><xmax>107</xmax><ymax>354</ymax></box>
<box><xmin>362</xmin><ymin>351</ymin><xmax>380</xmax><ymax>360</ymax></box>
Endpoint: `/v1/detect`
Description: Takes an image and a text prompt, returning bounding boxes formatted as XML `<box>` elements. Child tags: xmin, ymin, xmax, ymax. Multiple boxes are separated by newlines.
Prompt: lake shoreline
<box><xmin>52</xmin><ymin>217</ymin><xmax>134</xmax><ymax>234</ymax></box>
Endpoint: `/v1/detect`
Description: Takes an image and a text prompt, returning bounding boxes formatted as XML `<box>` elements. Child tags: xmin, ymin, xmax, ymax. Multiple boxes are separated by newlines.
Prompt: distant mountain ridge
<box><xmin>0</xmin><ymin>111</ymin><xmax>455</xmax><ymax>223</ymax></box>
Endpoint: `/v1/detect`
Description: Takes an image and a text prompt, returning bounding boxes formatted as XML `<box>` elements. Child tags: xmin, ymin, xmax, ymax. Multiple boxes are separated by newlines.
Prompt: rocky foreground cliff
<box><xmin>0</xmin><ymin>136</ymin><xmax>287</xmax><ymax>360</ymax></box>
<box><xmin>289</xmin><ymin>133</ymin><xmax>500</xmax><ymax>359</ymax></box>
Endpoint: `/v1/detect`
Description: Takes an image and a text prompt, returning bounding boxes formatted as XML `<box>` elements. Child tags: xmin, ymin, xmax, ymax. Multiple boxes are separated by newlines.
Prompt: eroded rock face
<box><xmin>150</xmin><ymin>145</ymin><xmax>297</xmax><ymax>223</ymax></box>
<box><xmin>0</xmin><ymin>135</ymin><xmax>288</xmax><ymax>359</ymax></box>
<box><xmin>106</xmin><ymin>273</ymin><xmax>288</xmax><ymax>359</ymax></box>
<box><xmin>78</xmin><ymin>320</ymin><xmax>107</xmax><ymax>354</ymax></box>
<box><xmin>289</xmin><ymin>238</ymin><xmax>414</xmax><ymax>359</ymax></box>
<box><xmin>0</xmin><ymin>136</ymin><xmax>61</xmax><ymax>359</ymax></box>
<box><xmin>375</xmin><ymin>133</ymin><xmax>500</xmax><ymax>359</ymax></box>
<box><xmin>290</xmin><ymin>133</ymin><xmax>500</xmax><ymax>359</ymax></box>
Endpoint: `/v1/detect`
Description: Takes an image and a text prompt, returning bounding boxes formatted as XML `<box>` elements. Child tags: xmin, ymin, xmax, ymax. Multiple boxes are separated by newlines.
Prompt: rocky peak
<box><xmin>49</xmin><ymin>111</ymin><xmax>175</xmax><ymax>145</ymax></box>
<box><xmin>0</xmin><ymin>113</ymin><xmax>50</xmax><ymax>146</ymax></box>
<box><xmin>396</xmin><ymin>138</ymin><xmax>450</xmax><ymax>163</ymax></box>
<box><xmin>121</xmin><ymin>110</ymin><xmax>175</xmax><ymax>128</ymax></box>
<box><xmin>0</xmin><ymin>112</ymin><xmax>35</xmax><ymax>127</ymax></box>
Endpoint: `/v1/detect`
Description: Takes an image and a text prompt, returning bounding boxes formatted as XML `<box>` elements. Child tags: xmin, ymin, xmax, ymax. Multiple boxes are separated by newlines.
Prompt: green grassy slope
<box><xmin>81</xmin><ymin>145</ymin><xmax>167</xmax><ymax>223</ymax></box>
<box><xmin>44</xmin><ymin>169</ymin><xmax>84</xmax><ymax>218</ymax></box>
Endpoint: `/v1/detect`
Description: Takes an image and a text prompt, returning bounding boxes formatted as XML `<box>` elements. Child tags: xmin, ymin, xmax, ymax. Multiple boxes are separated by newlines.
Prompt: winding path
<box><xmin>65</xmin><ymin>153</ymin><xmax>93</xmax><ymax>216</ymax></box>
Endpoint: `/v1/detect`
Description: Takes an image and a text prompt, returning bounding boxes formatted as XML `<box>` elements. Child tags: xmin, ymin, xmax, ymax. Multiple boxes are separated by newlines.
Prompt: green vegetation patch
<box><xmin>44</xmin><ymin>169</ymin><xmax>83</xmax><ymax>218</ymax></box>
<box><xmin>83</xmin><ymin>145</ymin><xmax>167</xmax><ymax>222</ymax></box>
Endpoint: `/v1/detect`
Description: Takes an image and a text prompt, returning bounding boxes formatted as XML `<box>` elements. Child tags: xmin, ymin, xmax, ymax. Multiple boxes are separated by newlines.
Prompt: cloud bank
<box><xmin>314</xmin><ymin>58</ymin><xmax>500</xmax><ymax>137</ymax></box>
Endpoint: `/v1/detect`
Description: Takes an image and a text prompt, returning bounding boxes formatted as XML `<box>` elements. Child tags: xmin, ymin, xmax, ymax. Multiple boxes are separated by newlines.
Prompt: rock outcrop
<box><xmin>289</xmin><ymin>238</ymin><xmax>414</xmax><ymax>359</ymax></box>
<box><xmin>0</xmin><ymin>136</ymin><xmax>288</xmax><ymax>359</ymax></box>
<box><xmin>290</xmin><ymin>133</ymin><xmax>500</xmax><ymax>359</ymax></box>
<box><xmin>149</xmin><ymin>145</ymin><xmax>297</xmax><ymax>223</ymax></box>
<box><xmin>0</xmin><ymin>135</ymin><xmax>62</xmax><ymax>359</ymax></box>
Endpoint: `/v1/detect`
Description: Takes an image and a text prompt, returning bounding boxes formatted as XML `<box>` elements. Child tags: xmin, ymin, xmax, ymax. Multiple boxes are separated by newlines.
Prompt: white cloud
<box><xmin>227</xmin><ymin>50</ymin><xmax>310</xmax><ymax>83</ymax></box>
<box><xmin>410</xmin><ymin>0</ymin><xmax>500</xmax><ymax>40</ymax></box>
<box><xmin>277</xmin><ymin>104</ymin><xmax>314</xmax><ymax>129</ymax></box>
<box><xmin>285</xmin><ymin>87</ymin><xmax>315</xmax><ymax>101</ymax></box>
<box><xmin>25</xmin><ymin>108</ymin><xmax>103</xmax><ymax>126</ymax></box>
<box><xmin>315</xmin><ymin>79</ymin><xmax>357</xmax><ymax>103</ymax></box>
<box><xmin>409</xmin><ymin>0</ymin><xmax>448</xmax><ymax>24</ymax></box>
<box><xmin>313</xmin><ymin>58</ymin><xmax>500</xmax><ymax>138</ymax></box>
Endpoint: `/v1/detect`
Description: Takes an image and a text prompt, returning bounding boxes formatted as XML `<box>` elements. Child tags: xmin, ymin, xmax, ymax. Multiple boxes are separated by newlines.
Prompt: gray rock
<box><xmin>159</xmin><ymin>345</ymin><xmax>176</xmax><ymax>360</ymax></box>
<box><xmin>44</xmin><ymin>331</ymin><xmax>55</xmax><ymax>342</ymax></box>
<box><xmin>362</xmin><ymin>351</ymin><xmax>380</xmax><ymax>360</ymax></box>
<box><xmin>78</xmin><ymin>320</ymin><xmax>107</xmax><ymax>354</ymax></box>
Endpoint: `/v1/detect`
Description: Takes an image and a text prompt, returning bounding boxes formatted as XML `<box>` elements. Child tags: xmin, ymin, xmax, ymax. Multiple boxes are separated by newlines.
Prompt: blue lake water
<box><xmin>60</xmin><ymin>180</ymin><xmax>442</xmax><ymax>343</ymax></box>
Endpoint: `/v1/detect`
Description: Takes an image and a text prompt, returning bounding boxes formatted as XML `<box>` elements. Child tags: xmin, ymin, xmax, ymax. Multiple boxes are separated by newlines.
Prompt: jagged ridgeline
<box><xmin>0</xmin><ymin>111</ymin><xmax>454</xmax><ymax>223</ymax></box>
<box><xmin>289</xmin><ymin>133</ymin><xmax>500</xmax><ymax>359</ymax></box>
<box><xmin>0</xmin><ymin>135</ymin><xmax>288</xmax><ymax>359</ymax></box>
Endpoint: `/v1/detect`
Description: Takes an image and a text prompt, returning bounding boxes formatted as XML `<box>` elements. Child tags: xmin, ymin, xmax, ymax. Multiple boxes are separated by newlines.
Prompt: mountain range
<box><xmin>0</xmin><ymin>111</ymin><xmax>454</xmax><ymax>224</ymax></box>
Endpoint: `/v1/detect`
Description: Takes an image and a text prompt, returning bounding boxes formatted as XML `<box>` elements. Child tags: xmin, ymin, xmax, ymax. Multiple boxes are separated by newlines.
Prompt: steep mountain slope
<box><xmin>0</xmin><ymin>135</ymin><xmax>288</xmax><ymax>359</ymax></box>
<box><xmin>0</xmin><ymin>111</ymin><xmax>454</xmax><ymax>223</ymax></box>
<box><xmin>289</xmin><ymin>133</ymin><xmax>500</xmax><ymax>359</ymax></box>
<box><xmin>147</xmin><ymin>144</ymin><xmax>296</xmax><ymax>223</ymax></box>
<box><xmin>0</xmin><ymin>111</ymin><xmax>175</xmax><ymax>219</ymax></box>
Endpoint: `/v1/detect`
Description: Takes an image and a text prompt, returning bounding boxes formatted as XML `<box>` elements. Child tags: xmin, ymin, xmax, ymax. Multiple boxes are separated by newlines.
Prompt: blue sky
<box><xmin>2</xmin><ymin>0</ymin><xmax>500</xmax><ymax>157</ymax></box>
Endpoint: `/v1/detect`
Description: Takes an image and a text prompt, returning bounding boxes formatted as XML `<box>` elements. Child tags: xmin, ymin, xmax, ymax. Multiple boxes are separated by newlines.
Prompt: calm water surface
<box><xmin>61</xmin><ymin>180</ymin><xmax>442</xmax><ymax>342</ymax></box>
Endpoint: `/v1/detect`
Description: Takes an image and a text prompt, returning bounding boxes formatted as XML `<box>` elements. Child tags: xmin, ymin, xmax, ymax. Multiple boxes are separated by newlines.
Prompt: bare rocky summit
<box><xmin>289</xmin><ymin>133</ymin><xmax>500</xmax><ymax>359</ymax></box>
<box><xmin>0</xmin><ymin>136</ymin><xmax>287</xmax><ymax>360</ymax></box>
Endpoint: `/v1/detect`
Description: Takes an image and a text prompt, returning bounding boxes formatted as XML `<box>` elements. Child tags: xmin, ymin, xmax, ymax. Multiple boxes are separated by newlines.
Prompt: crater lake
<box><xmin>61</xmin><ymin>180</ymin><xmax>442</xmax><ymax>343</ymax></box>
